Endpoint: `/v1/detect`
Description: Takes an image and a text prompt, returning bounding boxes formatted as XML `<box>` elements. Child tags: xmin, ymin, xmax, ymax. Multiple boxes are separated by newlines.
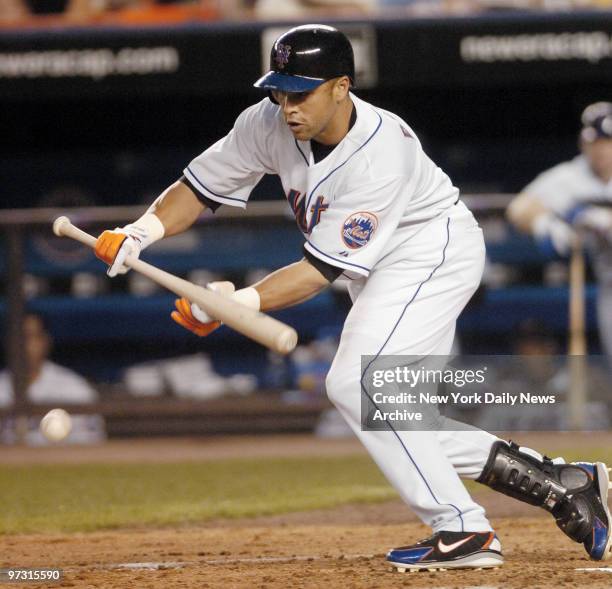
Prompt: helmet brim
<box><xmin>253</xmin><ymin>71</ymin><xmax>325</xmax><ymax>93</ymax></box>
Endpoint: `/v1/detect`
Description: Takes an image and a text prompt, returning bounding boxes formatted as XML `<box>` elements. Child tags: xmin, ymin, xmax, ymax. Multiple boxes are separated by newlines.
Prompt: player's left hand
<box><xmin>95</xmin><ymin>228</ymin><xmax>143</xmax><ymax>277</ymax></box>
<box><xmin>95</xmin><ymin>214</ymin><xmax>165</xmax><ymax>277</ymax></box>
<box><xmin>170</xmin><ymin>281</ymin><xmax>235</xmax><ymax>337</ymax></box>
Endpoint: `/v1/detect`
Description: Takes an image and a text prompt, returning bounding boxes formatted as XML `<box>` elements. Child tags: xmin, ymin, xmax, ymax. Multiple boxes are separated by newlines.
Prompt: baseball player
<box><xmin>94</xmin><ymin>25</ymin><xmax>611</xmax><ymax>571</ymax></box>
<box><xmin>508</xmin><ymin>102</ymin><xmax>612</xmax><ymax>359</ymax></box>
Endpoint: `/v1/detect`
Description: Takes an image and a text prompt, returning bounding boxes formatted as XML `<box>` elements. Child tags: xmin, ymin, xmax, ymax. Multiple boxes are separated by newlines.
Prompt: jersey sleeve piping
<box><xmin>304</xmin><ymin>241</ymin><xmax>370</xmax><ymax>277</ymax></box>
<box><xmin>184</xmin><ymin>165</ymin><xmax>248</xmax><ymax>209</ymax></box>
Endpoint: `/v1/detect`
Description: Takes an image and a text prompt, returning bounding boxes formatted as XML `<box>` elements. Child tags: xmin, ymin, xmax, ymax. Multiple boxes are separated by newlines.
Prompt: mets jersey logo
<box><xmin>287</xmin><ymin>189</ymin><xmax>328</xmax><ymax>234</ymax></box>
<box><xmin>342</xmin><ymin>212</ymin><xmax>378</xmax><ymax>249</ymax></box>
<box><xmin>274</xmin><ymin>43</ymin><xmax>292</xmax><ymax>69</ymax></box>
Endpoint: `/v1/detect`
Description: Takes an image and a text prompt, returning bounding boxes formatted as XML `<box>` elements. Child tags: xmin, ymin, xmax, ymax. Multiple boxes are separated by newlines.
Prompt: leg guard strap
<box><xmin>477</xmin><ymin>441</ymin><xmax>590</xmax><ymax>513</ymax></box>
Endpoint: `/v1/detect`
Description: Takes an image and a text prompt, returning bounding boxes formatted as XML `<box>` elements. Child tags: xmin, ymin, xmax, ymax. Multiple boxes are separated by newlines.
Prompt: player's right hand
<box><xmin>95</xmin><ymin>228</ymin><xmax>143</xmax><ymax>277</ymax></box>
<box><xmin>171</xmin><ymin>297</ymin><xmax>222</xmax><ymax>337</ymax></box>
<box><xmin>170</xmin><ymin>281</ymin><xmax>235</xmax><ymax>337</ymax></box>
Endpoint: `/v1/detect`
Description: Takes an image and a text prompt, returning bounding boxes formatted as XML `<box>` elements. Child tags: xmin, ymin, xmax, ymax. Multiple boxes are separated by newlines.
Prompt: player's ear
<box><xmin>332</xmin><ymin>76</ymin><xmax>350</xmax><ymax>101</ymax></box>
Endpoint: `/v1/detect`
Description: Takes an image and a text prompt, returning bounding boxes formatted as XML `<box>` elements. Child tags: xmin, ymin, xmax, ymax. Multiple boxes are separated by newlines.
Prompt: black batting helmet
<box><xmin>580</xmin><ymin>102</ymin><xmax>612</xmax><ymax>143</ymax></box>
<box><xmin>254</xmin><ymin>24</ymin><xmax>355</xmax><ymax>94</ymax></box>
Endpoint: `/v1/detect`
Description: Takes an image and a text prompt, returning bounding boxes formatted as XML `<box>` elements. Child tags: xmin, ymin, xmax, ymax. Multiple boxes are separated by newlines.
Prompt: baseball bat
<box><xmin>569</xmin><ymin>234</ymin><xmax>587</xmax><ymax>355</ymax></box>
<box><xmin>52</xmin><ymin>216</ymin><xmax>298</xmax><ymax>355</ymax></box>
<box><xmin>568</xmin><ymin>233</ymin><xmax>587</xmax><ymax>430</ymax></box>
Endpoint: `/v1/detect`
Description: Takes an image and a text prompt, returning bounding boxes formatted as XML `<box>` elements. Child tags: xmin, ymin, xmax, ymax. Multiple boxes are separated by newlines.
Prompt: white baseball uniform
<box><xmin>523</xmin><ymin>155</ymin><xmax>612</xmax><ymax>357</ymax></box>
<box><xmin>184</xmin><ymin>93</ymin><xmax>500</xmax><ymax>533</ymax></box>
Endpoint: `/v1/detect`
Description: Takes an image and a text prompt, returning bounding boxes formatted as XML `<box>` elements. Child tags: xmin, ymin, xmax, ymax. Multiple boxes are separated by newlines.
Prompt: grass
<box><xmin>2</xmin><ymin>444</ymin><xmax>611</xmax><ymax>535</ymax></box>
<box><xmin>0</xmin><ymin>455</ymin><xmax>395</xmax><ymax>534</ymax></box>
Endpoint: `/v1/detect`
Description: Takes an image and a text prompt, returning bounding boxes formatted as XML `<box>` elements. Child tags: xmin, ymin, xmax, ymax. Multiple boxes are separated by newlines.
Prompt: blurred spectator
<box><xmin>0</xmin><ymin>0</ymin><xmax>28</xmax><ymax>20</ymax></box>
<box><xmin>376</xmin><ymin>0</ymin><xmax>611</xmax><ymax>15</ymax></box>
<box><xmin>254</xmin><ymin>0</ymin><xmax>374</xmax><ymax>19</ymax></box>
<box><xmin>507</xmin><ymin>101</ymin><xmax>612</xmax><ymax>359</ymax></box>
<box><xmin>0</xmin><ymin>313</ymin><xmax>106</xmax><ymax>445</ymax></box>
<box><xmin>0</xmin><ymin>0</ymin><xmax>236</xmax><ymax>23</ymax></box>
<box><xmin>282</xmin><ymin>330</ymin><xmax>354</xmax><ymax>438</ymax></box>
<box><xmin>474</xmin><ymin>318</ymin><xmax>610</xmax><ymax>430</ymax></box>
<box><xmin>374</xmin><ymin>0</ymin><xmax>475</xmax><ymax>16</ymax></box>
<box><xmin>2</xmin><ymin>0</ymin><xmax>609</xmax><ymax>24</ymax></box>
<box><xmin>123</xmin><ymin>352</ymin><xmax>257</xmax><ymax>399</ymax></box>
<box><xmin>0</xmin><ymin>0</ymin><xmax>143</xmax><ymax>19</ymax></box>
<box><xmin>376</xmin><ymin>0</ymin><xmax>440</xmax><ymax>10</ymax></box>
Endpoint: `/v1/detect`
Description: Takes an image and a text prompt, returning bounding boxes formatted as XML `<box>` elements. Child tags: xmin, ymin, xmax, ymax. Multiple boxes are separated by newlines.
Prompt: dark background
<box><xmin>1</xmin><ymin>13</ymin><xmax>611</xmax><ymax>380</ymax></box>
<box><xmin>2</xmin><ymin>14</ymin><xmax>611</xmax><ymax>210</ymax></box>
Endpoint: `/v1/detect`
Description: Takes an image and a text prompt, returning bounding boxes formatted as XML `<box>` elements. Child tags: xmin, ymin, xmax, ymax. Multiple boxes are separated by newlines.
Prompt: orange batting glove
<box><xmin>171</xmin><ymin>297</ymin><xmax>221</xmax><ymax>337</ymax></box>
<box><xmin>95</xmin><ymin>215</ymin><xmax>165</xmax><ymax>277</ymax></box>
<box><xmin>95</xmin><ymin>230</ymin><xmax>129</xmax><ymax>266</ymax></box>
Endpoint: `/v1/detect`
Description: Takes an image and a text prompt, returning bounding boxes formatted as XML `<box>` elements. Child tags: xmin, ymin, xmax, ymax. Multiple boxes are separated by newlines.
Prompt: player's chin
<box><xmin>287</xmin><ymin>124</ymin><xmax>312</xmax><ymax>141</ymax></box>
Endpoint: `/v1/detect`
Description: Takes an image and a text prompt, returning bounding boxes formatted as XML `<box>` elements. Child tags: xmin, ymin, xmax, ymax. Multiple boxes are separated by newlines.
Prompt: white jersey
<box><xmin>184</xmin><ymin>93</ymin><xmax>459</xmax><ymax>279</ymax></box>
<box><xmin>523</xmin><ymin>155</ymin><xmax>612</xmax><ymax>216</ymax></box>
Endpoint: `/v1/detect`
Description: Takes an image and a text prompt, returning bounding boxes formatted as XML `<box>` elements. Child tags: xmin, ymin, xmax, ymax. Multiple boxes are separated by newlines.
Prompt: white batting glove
<box><xmin>532</xmin><ymin>213</ymin><xmax>575</xmax><ymax>256</ymax></box>
<box><xmin>172</xmin><ymin>281</ymin><xmax>261</xmax><ymax>337</ymax></box>
<box><xmin>108</xmin><ymin>227</ymin><xmax>144</xmax><ymax>277</ymax></box>
<box><xmin>189</xmin><ymin>281</ymin><xmax>237</xmax><ymax>323</ymax></box>
<box><xmin>190</xmin><ymin>281</ymin><xmax>261</xmax><ymax>322</ymax></box>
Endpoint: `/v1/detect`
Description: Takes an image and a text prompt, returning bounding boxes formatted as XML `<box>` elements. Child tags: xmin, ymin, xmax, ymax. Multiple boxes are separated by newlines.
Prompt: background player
<box><xmin>94</xmin><ymin>25</ymin><xmax>611</xmax><ymax>571</ymax></box>
<box><xmin>507</xmin><ymin>102</ymin><xmax>612</xmax><ymax>358</ymax></box>
<box><xmin>0</xmin><ymin>312</ymin><xmax>105</xmax><ymax>445</ymax></box>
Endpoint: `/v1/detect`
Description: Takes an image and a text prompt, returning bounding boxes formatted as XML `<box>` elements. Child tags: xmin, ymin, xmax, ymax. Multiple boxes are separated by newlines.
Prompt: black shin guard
<box><xmin>478</xmin><ymin>441</ymin><xmax>594</xmax><ymax>543</ymax></box>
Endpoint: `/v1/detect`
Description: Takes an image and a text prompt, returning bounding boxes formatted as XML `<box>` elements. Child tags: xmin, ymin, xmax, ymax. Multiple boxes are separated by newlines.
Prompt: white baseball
<box><xmin>40</xmin><ymin>409</ymin><xmax>72</xmax><ymax>442</ymax></box>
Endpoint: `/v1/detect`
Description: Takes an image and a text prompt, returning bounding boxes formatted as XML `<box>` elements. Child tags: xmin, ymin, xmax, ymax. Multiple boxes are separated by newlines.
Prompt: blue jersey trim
<box><xmin>185</xmin><ymin>166</ymin><xmax>248</xmax><ymax>205</ymax></box>
<box><xmin>305</xmin><ymin>241</ymin><xmax>371</xmax><ymax>275</ymax></box>
<box><xmin>304</xmin><ymin>110</ymin><xmax>383</xmax><ymax>212</ymax></box>
<box><xmin>294</xmin><ymin>140</ymin><xmax>309</xmax><ymax>166</ymax></box>
<box><xmin>359</xmin><ymin>217</ymin><xmax>465</xmax><ymax>531</ymax></box>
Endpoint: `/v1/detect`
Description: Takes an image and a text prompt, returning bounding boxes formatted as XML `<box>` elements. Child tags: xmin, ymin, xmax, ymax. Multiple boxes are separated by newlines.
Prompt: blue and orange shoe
<box><xmin>567</xmin><ymin>462</ymin><xmax>612</xmax><ymax>561</ymax></box>
<box><xmin>386</xmin><ymin>531</ymin><xmax>503</xmax><ymax>572</ymax></box>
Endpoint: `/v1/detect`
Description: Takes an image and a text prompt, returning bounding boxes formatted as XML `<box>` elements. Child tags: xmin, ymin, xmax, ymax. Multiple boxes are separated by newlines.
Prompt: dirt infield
<box><xmin>2</xmin><ymin>433</ymin><xmax>612</xmax><ymax>588</ymax></box>
<box><xmin>4</xmin><ymin>512</ymin><xmax>611</xmax><ymax>588</ymax></box>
